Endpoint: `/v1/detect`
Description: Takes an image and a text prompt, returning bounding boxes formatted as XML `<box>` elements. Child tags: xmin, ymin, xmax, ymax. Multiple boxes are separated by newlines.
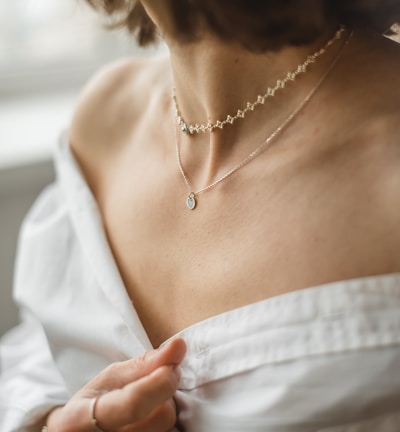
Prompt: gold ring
<box><xmin>89</xmin><ymin>396</ymin><xmax>106</xmax><ymax>432</ymax></box>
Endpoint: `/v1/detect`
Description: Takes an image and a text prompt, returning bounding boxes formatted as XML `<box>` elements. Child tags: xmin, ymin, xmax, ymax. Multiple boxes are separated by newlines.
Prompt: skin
<box><xmin>46</xmin><ymin>338</ymin><xmax>186</xmax><ymax>431</ymax></box>
<box><xmin>46</xmin><ymin>1</ymin><xmax>400</xmax><ymax>430</ymax></box>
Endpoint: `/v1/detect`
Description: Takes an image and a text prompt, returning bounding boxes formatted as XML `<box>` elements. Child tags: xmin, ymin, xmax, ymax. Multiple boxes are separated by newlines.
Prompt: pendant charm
<box><xmin>181</xmin><ymin>123</ymin><xmax>194</xmax><ymax>135</ymax></box>
<box><xmin>186</xmin><ymin>192</ymin><xmax>196</xmax><ymax>210</ymax></box>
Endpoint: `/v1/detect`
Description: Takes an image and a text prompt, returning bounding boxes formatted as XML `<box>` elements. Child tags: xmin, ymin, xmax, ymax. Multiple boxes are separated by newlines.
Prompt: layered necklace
<box><xmin>173</xmin><ymin>27</ymin><xmax>346</xmax><ymax>136</ymax></box>
<box><xmin>174</xmin><ymin>26</ymin><xmax>352</xmax><ymax>210</ymax></box>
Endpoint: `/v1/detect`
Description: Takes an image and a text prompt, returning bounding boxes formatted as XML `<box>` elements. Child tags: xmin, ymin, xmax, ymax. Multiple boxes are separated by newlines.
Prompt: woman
<box><xmin>1</xmin><ymin>1</ymin><xmax>400</xmax><ymax>431</ymax></box>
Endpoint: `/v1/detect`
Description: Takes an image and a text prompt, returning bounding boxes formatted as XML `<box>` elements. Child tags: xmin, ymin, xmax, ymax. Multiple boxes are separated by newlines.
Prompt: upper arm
<box><xmin>0</xmin><ymin>310</ymin><xmax>69</xmax><ymax>431</ymax></box>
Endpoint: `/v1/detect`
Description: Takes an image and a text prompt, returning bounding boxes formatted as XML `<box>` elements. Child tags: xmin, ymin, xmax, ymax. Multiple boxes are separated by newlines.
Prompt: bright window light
<box><xmin>0</xmin><ymin>0</ymin><xmax>159</xmax><ymax>96</ymax></box>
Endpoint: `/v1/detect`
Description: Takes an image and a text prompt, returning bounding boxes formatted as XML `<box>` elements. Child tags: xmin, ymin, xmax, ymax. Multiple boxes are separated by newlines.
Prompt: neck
<box><xmin>140</xmin><ymin>3</ymin><xmax>349</xmax><ymax>184</ymax></box>
<box><xmin>166</xmin><ymin>26</ymin><xmax>347</xmax><ymax>185</ymax></box>
<box><xmin>168</xmin><ymin>24</ymin><xmax>343</xmax><ymax>131</ymax></box>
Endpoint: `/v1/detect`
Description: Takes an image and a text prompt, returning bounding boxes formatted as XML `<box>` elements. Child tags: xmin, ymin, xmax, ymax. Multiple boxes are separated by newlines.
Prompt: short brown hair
<box><xmin>86</xmin><ymin>0</ymin><xmax>400</xmax><ymax>51</ymax></box>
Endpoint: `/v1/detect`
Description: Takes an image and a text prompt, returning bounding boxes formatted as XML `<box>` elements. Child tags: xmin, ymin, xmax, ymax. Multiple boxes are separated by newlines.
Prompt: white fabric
<box><xmin>1</xmin><ymin>135</ymin><xmax>400</xmax><ymax>432</ymax></box>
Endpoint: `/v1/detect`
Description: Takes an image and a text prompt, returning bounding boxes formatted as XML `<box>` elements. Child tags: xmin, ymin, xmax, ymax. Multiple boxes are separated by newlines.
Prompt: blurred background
<box><xmin>0</xmin><ymin>0</ymin><xmax>161</xmax><ymax>336</ymax></box>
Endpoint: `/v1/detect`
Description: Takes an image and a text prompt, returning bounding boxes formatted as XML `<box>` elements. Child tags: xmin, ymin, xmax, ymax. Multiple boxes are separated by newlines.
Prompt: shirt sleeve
<box><xmin>0</xmin><ymin>309</ymin><xmax>69</xmax><ymax>432</ymax></box>
<box><xmin>0</xmin><ymin>183</ymin><xmax>70</xmax><ymax>432</ymax></box>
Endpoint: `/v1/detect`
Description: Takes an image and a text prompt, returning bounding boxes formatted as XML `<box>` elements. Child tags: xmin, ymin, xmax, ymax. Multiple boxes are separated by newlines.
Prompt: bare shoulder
<box><xmin>359</xmin><ymin>34</ymin><xmax>400</xmax><ymax>248</ymax></box>
<box><xmin>69</xmin><ymin>53</ymin><xmax>170</xmax><ymax>167</ymax></box>
<box><xmin>327</xmin><ymin>31</ymin><xmax>400</xmax><ymax>251</ymax></box>
<box><xmin>344</xmin><ymin>31</ymin><xmax>400</xmax><ymax>155</ymax></box>
<box><xmin>360</xmin><ymin>34</ymin><xmax>400</xmax><ymax>180</ymax></box>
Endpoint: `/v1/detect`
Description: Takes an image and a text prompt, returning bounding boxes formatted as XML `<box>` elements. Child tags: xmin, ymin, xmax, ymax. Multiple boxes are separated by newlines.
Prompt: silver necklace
<box><xmin>173</xmin><ymin>26</ymin><xmax>345</xmax><ymax>135</ymax></box>
<box><xmin>176</xmin><ymin>30</ymin><xmax>353</xmax><ymax>210</ymax></box>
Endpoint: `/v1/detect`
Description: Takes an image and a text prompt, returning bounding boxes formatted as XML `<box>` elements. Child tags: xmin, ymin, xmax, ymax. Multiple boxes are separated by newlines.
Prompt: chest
<box><xmin>98</xmin><ymin>145</ymin><xmax>398</xmax><ymax>346</ymax></box>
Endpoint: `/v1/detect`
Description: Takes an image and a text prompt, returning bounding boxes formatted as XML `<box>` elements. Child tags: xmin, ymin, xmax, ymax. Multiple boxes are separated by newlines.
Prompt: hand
<box><xmin>46</xmin><ymin>338</ymin><xmax>186</xmax><ymax>432</ymax></box>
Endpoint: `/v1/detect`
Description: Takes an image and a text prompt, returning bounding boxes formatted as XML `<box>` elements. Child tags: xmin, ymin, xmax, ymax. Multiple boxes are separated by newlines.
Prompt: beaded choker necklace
<box><xmin>174</xmin><ymin>27</ymin><xmax>352</xmax><ymax>210</ymax></box>
<box><xmin>173</xmin><ymin>26</ymin><xmax>345</xmax><ymax>136</ymax></box>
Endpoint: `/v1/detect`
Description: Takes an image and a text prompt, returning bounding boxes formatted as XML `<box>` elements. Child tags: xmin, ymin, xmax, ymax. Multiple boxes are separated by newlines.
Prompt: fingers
<box><xmin>117</xmin><ymin>399</ymin><xmax>177</xmax><ymax>432</ymax></box>
<box><xmin>86</xmin><ymin>338</ymin><xmax>186</xmax><ymax>391</ymax></box>
<box><xmin>95</xmin><ymin>364</ymin><xmax>180</xmax><ymax>430</ymax></box>
<box><xmin>59</xmin><ymin>339</ymin><xmax>186</xmax><ymax>432</ymax></box>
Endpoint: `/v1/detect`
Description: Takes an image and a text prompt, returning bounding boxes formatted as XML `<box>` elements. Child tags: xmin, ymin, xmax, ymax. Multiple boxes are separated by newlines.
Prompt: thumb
<box><xmin>86</xmin><ymin>338</ymin><xmax>186</xmax><ymax>391</ymax></box>
<box><xmin>154</xmin><ymin>337</ymin><xmax>187</xmax><ymax>369</ymax></box>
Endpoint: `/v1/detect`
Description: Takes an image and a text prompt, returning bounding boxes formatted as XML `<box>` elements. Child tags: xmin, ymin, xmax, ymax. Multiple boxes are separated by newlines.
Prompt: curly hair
<box><xmin>85</xmin><ymin>0</ymin><xmax>400</xmax><ymax>51</ymax></box>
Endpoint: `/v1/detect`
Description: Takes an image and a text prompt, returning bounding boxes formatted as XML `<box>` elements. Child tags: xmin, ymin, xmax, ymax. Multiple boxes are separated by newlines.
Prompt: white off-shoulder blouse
<box><xmin>1</xmin><ymin>136</ymin><xmax>400</xmax><ymax>432</ymax></box>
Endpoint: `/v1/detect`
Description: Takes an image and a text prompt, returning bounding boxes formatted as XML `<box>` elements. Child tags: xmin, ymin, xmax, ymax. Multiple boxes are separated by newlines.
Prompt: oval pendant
<box><xmin>186</xmin><ymin>193</ymin><xmax>196</xmax><ymax>210</ymax></box>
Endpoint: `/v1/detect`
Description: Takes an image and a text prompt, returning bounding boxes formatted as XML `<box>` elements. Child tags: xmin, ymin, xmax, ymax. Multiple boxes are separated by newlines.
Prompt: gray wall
<box><xmin>0</xmin><ymin>159</ymin><xmax>54</xmax><ymax>336</ymax></box>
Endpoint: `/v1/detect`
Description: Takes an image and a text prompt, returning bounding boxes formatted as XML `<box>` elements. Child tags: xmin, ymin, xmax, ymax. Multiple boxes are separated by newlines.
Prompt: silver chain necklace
<box><xmin>175</xmin><ymin>29</ymin><xmax>353</xmax><ymax>210</ymax></box>
<box><xmin>173</xmin><ymin>26</ymin><xmax>345</xmax><ymax>135</ymax></box>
